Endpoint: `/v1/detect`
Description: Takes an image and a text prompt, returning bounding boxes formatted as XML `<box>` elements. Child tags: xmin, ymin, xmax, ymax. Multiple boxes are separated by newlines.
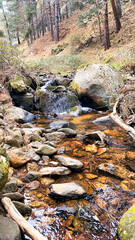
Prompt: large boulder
<box><xmin>12</xmin><ymin>93</ymin><xmax>35</xmax><ymax>111</ymax></box>
<box><xmin>118</xmin><ymin>205</ymin><xmax>135</xmax><ymax>240</ymax></box>
<box><xmin>4</xmin><ymin>106</ymin><xmax>35</xmax><ymax>123</ymax></box>
<box><xmin>0</xmin><ymin>215</ymin><xmax>22</xmax><ymax>240</ymax></box>
<box><xmin>36</xmin><ymin>90</ymin><xmax>79</xmax><ymax>117</ymax></box>
<box><xmin>0</xmin><ymin>155</ymin><xmax>9</xmax><ymax>191</ymax></box>
<box><xmin>7</xmin><ymin>148</ymin><xmax>32</xmax><ymax>168</ymax></box>
<box><xmin>70</xmin><ymin>64</ymin><xmax>123</xmax><ymax>110</ymax></box>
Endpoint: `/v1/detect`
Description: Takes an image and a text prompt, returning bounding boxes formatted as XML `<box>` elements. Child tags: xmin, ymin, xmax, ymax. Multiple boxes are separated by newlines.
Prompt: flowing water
<box><xmin>14</xmin><ymin>111</ymin><xmax>135</xmax><ymax>240</ymax></box>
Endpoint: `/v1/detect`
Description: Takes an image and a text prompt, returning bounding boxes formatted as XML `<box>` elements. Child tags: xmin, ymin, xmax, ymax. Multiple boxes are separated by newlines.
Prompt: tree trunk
<box><xmin>95</xmin><ymin>0</ymin><xmax>102</xmax><ymax>42</ymax></box>
<box><xmin>17</xmin><ymin>30</ymin><xmax>21</xmax><ymax>44</ymax></box>
<box><xmin>116</xmin><ymin>0</ymin><xmax>122</xmax><ymax>18</ymax></box>
<box><xmin>55</xmin><ymin>0</ymin><xmax>59</xmax><ymax>42</ymax></box>
<box><xmin>65</xmin><ymin>3</ymin><xmax>68</xmax><ymax>19</ymax></box>
<box><xmin>103</xmin><ymin>0</ymin><xmax>111</xmax><ymax>50</ymax></box>
<box><xmin>19</xmin><ymin>0</ymin><xmax>30</xmax><ymax>46</ymax></box>
<box><xmin>58</xmin><ymin>0</ymin><xmax>62</xmax><ymax>22</ymax></box>
<box><xmin>2</xmin><ymin>4</ymin><xmax>12</xmax><ymax>47</ymax></box>
<box><xmin>110</xmin><ymin>0</ymin><xmax>121</xmax><ymax>32</ymax></box>
<box><xmin>48</xmin><ymin>0</ymin><xmax>54</xmax><ymax>40</ymax></box>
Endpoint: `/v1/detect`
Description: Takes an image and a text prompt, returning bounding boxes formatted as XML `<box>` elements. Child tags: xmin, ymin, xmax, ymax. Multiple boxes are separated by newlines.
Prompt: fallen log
<box><xmin>1</xmin><ymin>197</ymin><xmax>47</xmax><ymax>240</ymax></box>
<box><xmin>110</xmin><ymin>100</ymin><xmax>135</xmax><ymax>140</ymax></box>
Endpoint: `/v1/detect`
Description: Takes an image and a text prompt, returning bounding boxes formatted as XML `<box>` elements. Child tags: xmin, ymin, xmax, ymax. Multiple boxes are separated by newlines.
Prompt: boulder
<box><xmin>2</xmin><ymin>178</ymin><xmax>18</xmax><ymax>193</ymax></box>
<box><xmin>45</xmin><ymin>132</ymin><xmax>66</xmax><ymax>143</ymax></box>
<box><xmin>5</xmin><ymin>129</ymin><xmax>23</xmax><ymax>148</ymax></box>
<box><xmin>54</xmin><ymin>155</ymin><xmax>83</xmax><ymax>169</ymax></box>
<box><xmin>49</xmin><ymin>182</ymin><xmax>86</xmax><ymax>198</ymax></box>
<box><xmin>0</xmin><ymin>215</ymin><xmax>22</xmax><ymax>240</ymax></box>
<box><xmin>39</xmin><ymin>166</ymin><xmax>71</xmax><ymax>176</ymax></box>
<box><xmin>12</xmin><ymin>92</ymin><xmax>35</xmax><ymax>111</ymax></box>
<box><xmin>36</xmin><ymin>144</ymin><xmax>57</xmax><ymax>155</ymax></box>
<box><xmin>93</xmin><ymin>115</ymin><xmax>116</xmax><ymax>125</ymax></box>
<box><xmin>7</xmin><ymin>148</ymin><xmax>31</xmax><ymax>168</ymax></box>
<box><xmin>98</xmin><ymin>163</ymin><xmax>135</xmax><ymax>179</ymax></box>
<box><xmin>118</xmin><ymin>205</ymin><xmax>135</xmax><ymax>240</ymax></box>
<box><xmin>4</xmin><ymin>106</ymin><xmax>35</xmax><ymax>123</ymax></box>
<box><xmin>0</xmin><ymin>155</ymin><xmax>9</xmax><ymax>191</ymax></box>
<box><xmin>10</xmin><ymin>79</ymin><xmax>27</xmax><ymax>93</ymax></box>
<box><xmin>70</xmin><ymin>64</ymin><xmax>123</xmax><ymax>109</ymax></box>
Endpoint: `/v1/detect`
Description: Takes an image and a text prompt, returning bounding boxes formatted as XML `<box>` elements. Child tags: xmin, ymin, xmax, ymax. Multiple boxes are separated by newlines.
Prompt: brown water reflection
<box><xmin>16</xmin><ymin>111</ymin><xmax>135</xmax><ymax>240</ymax></box>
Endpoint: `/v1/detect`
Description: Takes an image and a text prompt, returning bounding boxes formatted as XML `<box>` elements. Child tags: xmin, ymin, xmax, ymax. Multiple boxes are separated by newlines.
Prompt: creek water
<box><xmin>14</xmin><ymin>111</ymin><xmax>135</xmax><ymax>240</ymax></box>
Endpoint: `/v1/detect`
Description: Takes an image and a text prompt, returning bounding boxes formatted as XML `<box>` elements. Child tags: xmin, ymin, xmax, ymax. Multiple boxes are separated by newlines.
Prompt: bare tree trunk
<box><xmin>116</xmin><ymin>0</ymin><xmax>122</xmax><ymax>18</ymax></box>
<box><xmin>103</xmin><ymin>0</ymin><xmax>111</xmax><ymax>50</ymax></box>
<box><xmin>48</xmin><ymin>0</ymin><xmax>54</xmax><ymax>40</ymax></box>
<box><xmin>17</xmin><ymin>30</ymin><xmax>21</xmax><ymax>44</ymax></box>
<box><xmin>55</xmin><ymin>0</ymin><xmax>59</xmax><ymax>42</ymax></box>
<box><xmin>65</xmin><ymin>3</ymin><xmax>68</xmax><ymax>19</ymax></box>
<box><xmin>58</xmin><ymin>0</ymin><xmax>62</xmax><ymax>21</ymax></box>
<box><xmin>95</xmin><ymin>0</ymin><xmax>102</xmax><ymax>42</ymax></box>
<box><xmin>46</xmin><ymin>6</ymin><xmax>50</xmax><ymax>31</ymax></box>
<box><xmin>110</xmin><ymin>0</ymin><xmax>121</xmax><ymax>32</ymax></box>
<box><xmin>2</xmin><ymin>4</ymin><xmax>12</xmax><ymax>47</ymax></box>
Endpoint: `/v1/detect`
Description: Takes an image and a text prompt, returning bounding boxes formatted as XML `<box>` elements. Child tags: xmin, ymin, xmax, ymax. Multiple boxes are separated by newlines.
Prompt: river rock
<box><xmin>83</xmin><ymin>131</ymin><xmax>107</xmax><ymax>144</ymax></box>
<box><xmin>4</xmin><ymin>106</ymin><xmax>35</xmax><ymax>123</ymax></box>
<box><xmin>0</xmin><ymin>155</ymin><xmax>9</xmax><ymax>191</ymax></box>
<box><xmin>5</xmin><ymin>129</ymin><xmax>23</xmax><ymax>148</ymax></box>
<box><xmin>0</xmin><ymin>192</ymin><xmax>24</xmax><ymax>201</ymax></box>
<box><xmin>70</xmin><ymin>64</ymin><xmax>123</xmax><ymax>109</ymax></box>
<box><xmin>10</xmin><ymin>79</ymin><xmax>27</xmax><ymax>93</ymax></box>
<box><xmin>125</xmin><ymin>151</ymin><xmax>135</xmax><ymax>171</ymax></box>
<box><xmin>27</xmin><ymin>148</ymin><xmax>40</xmax><ymax>161</ymax></box>
<box><xmin>93</xmin><ymin>115</ymin><xmax>116</xmax><ymax>125</ymax></box>
<box><xmin>39</xmin><ymin>166</ymin><xmax>71</xmax><ymax>176</ymax></box>
<box><xmin>36</xmin><ymin>144</ymin><xmax>57</xmax><ymax>155</ymax></box>
<box><xmin>45</xmin><ymin>132</ymin><xmax>66</xmax><ymax>143</ymax></box>
<box><xmin>54</xmin><ymin>155</ymin><xmax>83</xmax><ymax>169</ymax></box>
<box><xmin>7</xmin><ymin>148</ymin><xmax>31</xmax><ymax>168</ymax></box>
<box><xmin>12</xmin><ymin>92</ymin><xmax>35</xmax><ymax>111</ymax></box>
<box><xmin>50</xmin><ymin>121</ymin><xmax>70</xmax><ymax>130</ymax></box>
<box><xmin>2</xmin><ymin>178</ymin><xmax>18</xmax><ymax>193</ymax></box>
<box><xmin>13</xmin><ymin>201</ymin><xmax>32</xmax><ymax>215</ymax></box>
<box><xmin>0</xmin><ymin>215</ymin><xmax>22</xmax><ymax>240</ymax></box>
<box><xmin>98</xmin><ymin>163</ymin><xmax>135</xmax><ymax>179</ymax></box>
<box><xmin>40</xmin><ymin>177</ymin><xmax>55</xmax><ymax>187</ymax></box>
<box><xmin>25</xmin><ymin>171</ymin><xmax>42</xmax><ymax>182</ymax></box>
<box><xmin>49</xmin><ymin>182</ymin><xmax>86</xmax><ymax>198</ymax></box>
<box><xmin>0</xmin><ymin>128</ymin><xmax>4</xmax><ymax>143</ymax></box>
<box><xmin>118</xmin><ymin>205</ymin><xmax>135</xmax><ymax>240</ymax></box>
<box><xmin>22</xmin><ymin>127</ymin><xmax>43</xmax><ymax>136</ymax></box>
<box><xmin>57</xmin><ymin>128</ymin><xmax>77</xmax><ymax>137</ymax></box>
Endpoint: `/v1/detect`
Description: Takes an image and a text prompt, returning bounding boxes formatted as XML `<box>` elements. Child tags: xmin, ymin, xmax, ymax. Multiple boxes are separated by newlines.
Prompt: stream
<box><xmin>13</xmin><ymin>110</ymin><xmax>135</xmax><ymax>240</ymax></box>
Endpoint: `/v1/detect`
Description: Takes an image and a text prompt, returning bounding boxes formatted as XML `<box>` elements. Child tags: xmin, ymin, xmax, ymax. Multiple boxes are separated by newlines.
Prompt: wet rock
<box><xmin>98</xmin><ymin>163</ymin><xmax>135</xmax><ymax>179</ymax></box>
<box><xmin>40</xmin><ymin>177</ymin><xmax>55</xmax><ymax>187</ymax></box>
<box><xmin>12</xmin><ymin>92</ymin><xmax>35</xmax><ymax>111</ymax></box>
<box><xmin>25</xmin><ymin>180</ymin><xmax>40</xmax><ymax>190</ymax></box>
<box><xmin>85</xmin><ymin>144</ymin><xmax>98</xmax><ymax>154</ymax></box>
<box><xmin>57</xmin><ymin>128</ymin><xmax>77</xmax><ymax>137</ymax></box>
<box><xmin>70</xmin><ymin>64</ymin><xmax>123</xmax><ymax>109</ymax></box>
<box><xmin>39</xmin><ymin>166</ymin><xmax>71</xmax><ymax>176</ymax></box>
<box><xmin>125</xmin><ymin>151</ymin><xmax>135</xmax><ymax>171</ymax></box>
<box><xmin>0</xmin><ymin>155</ymin><xmax>9</xmax><ymax>191</ymax></box>
<box><xmin>49</xmin><ymin>161</ymin><xmax>59</xmax><ymax>167</ymax></box>
<box><xmin>83</xmin><ymin>131</ymin><xmax>107</xmax><ymax>145</ymax></box>
<box><xmin>52</xmin><ymin>85</ymin><xmax>66</xmax><ymax>92</ymax></box>
<box><xmin>49</xmin><ymin>182</ymin><xmax>86</xmax><ymax>198</ymax></box>
<box><xmin>0</xmin><ymin>215</ymin><xmax>22</xmax><ymax>240</ymax></box>
<box><xmin>55</xmin><ymin>205</ymin><xmax>77</xmax><ymax>217</ymax></box>
<box><xmin>50</xmin><ymin>120</ymin><xmax>70</xmax><ymax>130</ymax></box>
<box><xmin>13</xmin><ymin>201</ymin><xmax>32</xmax><ymax>215</ymax></box>
<box><xmin>4</xmin><ymin>106</ymin><xmax>35</xmax><ymax>123</ymax></box>
<box><xmin>2</xmin><ymin>178</ymin><xmax>18</xmax><ymax>193</ymax></box>
<box><xmin>54</xmin><ymin>155</ymin><xmax>83</xmax><ymax>170</ymax></box>
<box><xmin>0</xmin><ymin>192</ymin><xmax>24</xmax><ymax>201</ymax></box>
<box><xmin>10</xmin><ymin>79</ymin><xmax>27</xmax><ymax>93</ymax></box>
<box><xmin>93</xmin><ymin>115</ymin><xmax>116</xmax><ymax>125</ymax></box>
<box><xmin>25</xmin><ymin>171</ymin><xmax>42</xmax><ymax>182</ymax></box>
<box><xmin>45</xmin><ymin>132</ymin><xmax>66</xmax><ymax>144</ymax></box>
<box><xmin>26</xmin><ymin>161</ymin><xmax>39</xmax><ymax>172</ymax></box>
<box><xmin>7</xmin><ymin>148</ymin><xmax>31</xmax><ymax>168</ymax></box>
<box><xmin>120</xmin><ymin>179</ymin><xmax>135</xmax><ymax>191</ymax></box>
<box><xmin>118</xmin><ymin>205</ymin><xmax>135</xmax><ymax>240</ymax></box>
<box><xmin>36</xmin><ymin>144</ymin><xmax>57</xmax><ymax>155</ymax></box>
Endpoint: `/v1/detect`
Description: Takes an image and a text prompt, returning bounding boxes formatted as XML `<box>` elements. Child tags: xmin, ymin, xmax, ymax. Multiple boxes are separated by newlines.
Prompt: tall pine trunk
<box><xmin>116</xmin><ymin>0</ymin><xmax>122</xmax><ymax>18</ymax></box>
<box><xmin>19</xmin><ymin>0</ymin><xmax>30</xmax><ymax>46</ymax></box>
<box><xmin>110</xmin><ymin>0</ymin><xmax>121</xmax><ymax>32</ymax></box>
<box><xmin>55</xmin><ymin>0</ymin><xmax>59</xmax><ymax>42</ymax></box>
<box><xmin>48</xmin><ymin>0</ymin><xmax>54</xmax><ymax>40</ymax></box>
<box><xmin>103</xmin><ymin>0</ymin><xmax>111</xmax><ymax>50</ymax></box>
<box><xmin>2</xmin><ymin>4</ymin><xmax>12</xmax><ymax>47</ymax></box>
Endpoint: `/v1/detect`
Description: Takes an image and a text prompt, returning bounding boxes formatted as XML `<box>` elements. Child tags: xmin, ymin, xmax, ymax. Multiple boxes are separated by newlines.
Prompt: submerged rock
<box><xmin>98</xmin><ymin>163</ymin><xmax>135</xmax><ymax>179</ymax></box>
<box><xmin>54</xmin><ymin>155</ymin><xmax>83</xmax><ymax>170</ymax></box>
<box><xmin>118</xmin><ymin>205</ymin><xmax>135</xmax><ymax>240</ymax></box>
<box><xmin>25</xmin><ymin>171</ymin><xmax>42</xmax><ymax>182</ymax></box>
<box><xmin>50</xmin><ymin>121</ymin><xmax>70</xmax><ymax>130</ymax></box>
<box><xmin>0</xmin><ymin>215</ymin><xmax>22</xmax><ymax>240</ymax></box>
<box><xmin>13</xmin><ymin>201</ymin><xmax>32</xmax><ymax>215</ymax></box>
<box><xmin>70</xmin><ymin>64</ymin><xmax>123</xmax><ymax>109</ymax></box>
<box><xmin>93</xmin><ymin>115</ymin><xmax>116</xmax><ymax>125</ymax></box>
<box><xmin>49</xmin><ymin>182</ymin><xmax>86</xmax><ymax>198</ymax></box>
<box><xmin>39</xmin><ymin>166</ymin><xmax>71</xmax><ymax>176</ymax></box>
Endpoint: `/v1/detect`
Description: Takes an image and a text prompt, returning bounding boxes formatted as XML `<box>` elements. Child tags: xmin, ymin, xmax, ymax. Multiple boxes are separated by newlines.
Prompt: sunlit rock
<box><xmin>39</xmin><ymin>166</ymin><xmax>71</xmax><ymax>176</ymax></box>
<box><xmin>54</xmin><ymin>155</ymin><xmax>83</xmax><ymax>170</ymax></box>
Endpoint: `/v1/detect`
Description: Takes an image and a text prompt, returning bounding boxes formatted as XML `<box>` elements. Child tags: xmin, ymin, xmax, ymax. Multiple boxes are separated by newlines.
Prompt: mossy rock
<box><xmin>118</xmin><ymin>205</ymin><xmax>135</xmax><ymax>240</ymax></box>
<box><xmin>0</xmin><ymin>155</ymin><xmax>9</xmax><ymax>192</ymax></box>
<box><xmin>10</xmin><ymin>79</ymin><xmax>27</xmax><ymax>93</ymax></box>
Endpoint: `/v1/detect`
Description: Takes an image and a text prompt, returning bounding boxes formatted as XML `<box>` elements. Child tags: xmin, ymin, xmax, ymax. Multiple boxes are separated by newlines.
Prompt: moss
<box><xmin>37</xmin><ymin>90</ymin><xmax>47</xmax><ymax>109</ymax></box>
<box><xmin>69</xmin><ymin>106</ymin><xmax>78</xmax><ymax>112</ymax></box>
<box><xmin>118</xmin><ymin>205</ymin><xmax>135</xmax><ymax>240</ymax></box>
<box><xmin>0</xmin><ymin>155</ymin><xmax>9</xmax><ymax>192</ymax></box>
<box><xmin>24</xmin><ymin>77</ymin><xmax>32</xmax><ymax>86</ymax></box>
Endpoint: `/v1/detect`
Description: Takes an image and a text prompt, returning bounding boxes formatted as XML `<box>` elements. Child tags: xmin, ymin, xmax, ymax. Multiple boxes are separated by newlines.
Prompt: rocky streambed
<box><xmin>0</xmin><ymin>64</ymin><xmax>135</xmax><ymax>240</ymax></box>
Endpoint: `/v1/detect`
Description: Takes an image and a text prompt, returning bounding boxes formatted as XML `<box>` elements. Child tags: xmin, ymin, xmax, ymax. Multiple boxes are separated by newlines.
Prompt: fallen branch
<box><xmin>1</xmin><ymin>197</ymin><xmax>47</xmax><ymax>240</ymax></box>
<box><xmin>110</xmin><ymin>100</ymin><xmax>135</xmax><ymax>140</ymax></box>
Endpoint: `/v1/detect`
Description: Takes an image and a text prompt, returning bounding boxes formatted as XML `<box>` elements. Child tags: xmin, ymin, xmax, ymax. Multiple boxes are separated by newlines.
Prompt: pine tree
<box><xmin>103</xmin><ymin>0</ymin><xmax>111</xmax><ymax>50</ymax></box>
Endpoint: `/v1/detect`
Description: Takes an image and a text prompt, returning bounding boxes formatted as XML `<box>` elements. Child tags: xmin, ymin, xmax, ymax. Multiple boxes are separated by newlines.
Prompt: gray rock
<box><xmin>45</xmin><ymin>132</ymin><xmax>66</xmax><ymax>143</ymax></box>
<box><xmin>13</xmin><ymin>201</ymin><xmax>32</xmax><ymax>215</ymax></box>
<box><xmin>12</xmin><ymin>92</ymin><xmax>35</xmax><ymax>111</ymax></box>
<box><xmin>93</xmin><ymin>115</ymin><xmax>116</xmax><ymax>125</ymax></box>
<box><xmin>4</xmin><ymin>106</ymin><xmax>35</xmax><ymax>123</ymax></box>
<box><xmin>5</xmin><ymin>129</ymin><xmax>23</xmax><ymax>148</ymax></box>
<box><xmin>57</xmin><ymin>128</ymin><xmax>77</xmax><ymax>137</ymax></box>
<box><xmin>39</xmin><ymin>166</ymin><xmax>71</xmax><ymax>176</ymax></box>
<box><xmin>70</xmin><ymin>64</ymin><xmax>123</xmax><ymax>109</ymax></box>
<box><xmin>0</xmin><ymin>192</ymin><xmax>24</xmax><ymax>201</ymax></box>
<box><xmin>50</xmin><ymin>121</ymin><xmax>70</xmax><ymax>130</ymax></box>
<box><xmin>52</xmin><ymin>85</ymin><xmax>66</xmax><ymax>92</ymax></box>
<box><xmin>2</xmin><ymin>178</ymin><xmax>18</xmax><ymax>193</ymax></box>
<box><xmin>54</xmin><ymin>155</ymin><xmax>83</xmax><ymax>169</ymax></box>
<box><xmin>36</xmin><ymin>144</ymin><xmax>57</xmax><ymax>155</ymax></box>
<box><xmin>25</xmin><ymin>171</ymin><xmax>42</xmax><ymax>182</ymax></box>
<box><xmin>0</xmin><ymin>215</ymin><xmax>22</xmax><ymax>240</ymax></box>
<box><xmin>22</xmin><ymin>127</ymin><xmax>42</xmax><ymax>136</ymax></box>
<box><xmin>49</xmin><ymin>182</ymin><xmax>86</xmax><ymax>198</ymax></box>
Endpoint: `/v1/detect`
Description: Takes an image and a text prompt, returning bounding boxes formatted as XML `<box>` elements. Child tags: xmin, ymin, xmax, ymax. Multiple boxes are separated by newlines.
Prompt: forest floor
<box><xmin>20</xmin><ymin>2</ymin><xmax>135</xmax><ymax>75</ymax></box>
